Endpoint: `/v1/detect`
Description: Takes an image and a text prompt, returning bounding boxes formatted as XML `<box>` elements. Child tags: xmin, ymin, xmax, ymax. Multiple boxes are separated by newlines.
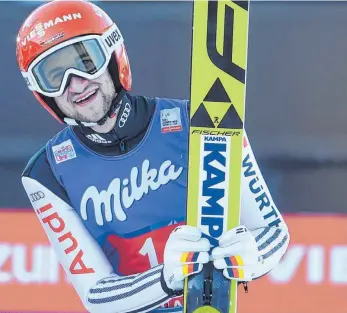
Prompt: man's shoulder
<box><xmin>127</xmin><ymin>93</ymin><xmax>156</xmax><ymax>105</ymax></box>
<box><xmin>22</xmin><ymin>145</ymin><xmax>50</xmax><ymax>179</ymax></box>
<box><xmin>23</xmin><ymin>126</ymin><xmax>71</xmax><ymax>179</ymax></box>
<box><xmin>23</xmin><ymin>125</ymin><xmax>71</xmax><ymax>178</ymax></box>
<box><xmin>22</xmin><ymin>144</ymin><xmax>71</xmax><ymax>204</ymax></box>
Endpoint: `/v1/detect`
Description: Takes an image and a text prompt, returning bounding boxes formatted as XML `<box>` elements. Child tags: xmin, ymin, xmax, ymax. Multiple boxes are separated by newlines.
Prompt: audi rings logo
<box><xmin>118</xmin><ymin>103</ymin><xmax>131</xmax><ymax>128</ymax></box>
<box><xmin>30</xmin><ymin>191</ymin><xmax>45</xmax><ymax>202</ymax></box>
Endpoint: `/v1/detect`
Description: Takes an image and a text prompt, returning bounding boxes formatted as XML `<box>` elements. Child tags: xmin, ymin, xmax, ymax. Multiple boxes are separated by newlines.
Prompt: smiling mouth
<box><xmin>73</xmin><ymin>89</ymin><xmax>99</xmax><ymax>106</ymax></box>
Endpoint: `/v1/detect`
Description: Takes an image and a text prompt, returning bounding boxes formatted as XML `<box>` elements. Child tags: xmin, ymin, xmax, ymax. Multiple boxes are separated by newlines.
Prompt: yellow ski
<box><xmin>184</xmin><ymin>1</ymin><xmax>250</xmax><ymax>313</ymax></box>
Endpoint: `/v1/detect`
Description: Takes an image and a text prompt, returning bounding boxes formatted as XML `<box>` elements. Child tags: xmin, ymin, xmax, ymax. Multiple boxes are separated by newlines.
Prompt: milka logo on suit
<box><xmin>80</xmin><ymin>159</ymin><xmax>183</xmax><ymax>225</ymax></box>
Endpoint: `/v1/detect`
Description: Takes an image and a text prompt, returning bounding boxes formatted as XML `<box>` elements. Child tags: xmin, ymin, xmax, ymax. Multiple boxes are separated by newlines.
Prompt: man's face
<box><xmin>54</xmin><ymin>70</ymin><xmax>116</xmax><ymax>123</ymax></box>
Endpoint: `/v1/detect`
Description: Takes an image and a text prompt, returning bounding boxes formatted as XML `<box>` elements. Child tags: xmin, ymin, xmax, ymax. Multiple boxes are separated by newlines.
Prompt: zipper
<box><xmin>109</xmin><ymin>128</ymin><xmax>126</xmax><ymax>154</ymax></box>
<box><xmin>119</xmin><ymin>140</ymin><xmax>126</xmax><ymax>153</ymax></box>
<box><xmin>109</xmin><ymin>128</ymin><xmax>120</xmax><ymax>142</ymax></box>
<box><xmin>242</xmin><ymin>282</ymin><xmax>248</xmax><ymax>293</ymax></box>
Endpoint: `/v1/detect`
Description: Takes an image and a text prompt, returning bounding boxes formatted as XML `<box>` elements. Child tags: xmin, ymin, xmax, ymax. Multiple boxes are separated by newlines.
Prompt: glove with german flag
<box><xmin>211</xmin><ymin>225</ymin><xmax>260</xmax><ymax>281</ymax></box>
<box><xmin>161</xmin><ymin>225</ymin><xmax>210</xmax><ymax>293</ymax></box>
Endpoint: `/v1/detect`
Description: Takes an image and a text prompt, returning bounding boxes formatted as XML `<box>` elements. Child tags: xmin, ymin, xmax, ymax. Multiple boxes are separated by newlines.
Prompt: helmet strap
<box><xmin>97</xmin><ymin>87</ymin><xmax>126</xmax><ymax>125</ymax></box>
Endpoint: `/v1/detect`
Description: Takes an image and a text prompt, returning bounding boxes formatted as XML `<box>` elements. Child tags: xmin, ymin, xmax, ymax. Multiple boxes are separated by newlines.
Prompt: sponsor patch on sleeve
<box><xmin>52</xmin><ymin>139</ymin><xmax>77</xmax><ymax>164</ymax></box>
<box><xmin>160</xmin><ymin>107</ymin><xmax>182</xmax><ymax>133</ymax></box>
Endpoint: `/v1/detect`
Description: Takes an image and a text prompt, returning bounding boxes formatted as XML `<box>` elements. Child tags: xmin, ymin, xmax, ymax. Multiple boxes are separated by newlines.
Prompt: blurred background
<box><xmin>0</xmin><ymin>0</ymin><xmax>346</xmax><ymax>312</ymax></box>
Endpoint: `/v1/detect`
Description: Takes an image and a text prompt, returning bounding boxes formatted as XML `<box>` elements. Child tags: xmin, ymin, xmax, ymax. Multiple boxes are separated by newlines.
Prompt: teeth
<box><xmin>75</xmin><ymin>89</ymin><xmax>97</xmax><ymax>103</ymax></box>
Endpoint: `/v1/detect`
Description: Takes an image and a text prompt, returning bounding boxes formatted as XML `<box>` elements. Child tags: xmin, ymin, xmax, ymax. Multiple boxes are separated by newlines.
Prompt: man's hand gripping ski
<box><xmin>162</xmin><ymin>225</ymin><xmax>260</xmax><ymax>292</ymax></box>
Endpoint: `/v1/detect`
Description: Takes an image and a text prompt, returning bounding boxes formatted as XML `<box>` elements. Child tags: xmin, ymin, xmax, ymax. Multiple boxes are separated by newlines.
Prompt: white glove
<box><xmin>162</xmin><ymin>225</ymin><xmax>210</xmax><ymax>292</ymax></box>
<box><xmin>211</xmin><ymin>225</ymin><xmax>261</xmax><ymax>281</ymax></box>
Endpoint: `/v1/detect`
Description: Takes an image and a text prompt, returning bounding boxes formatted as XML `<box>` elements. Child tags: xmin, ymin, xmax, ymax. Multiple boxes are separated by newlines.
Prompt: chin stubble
<box><xmin>74</xmin><ymin>92</ymin><xmax>114</xmax><ymax>123</ymax></box>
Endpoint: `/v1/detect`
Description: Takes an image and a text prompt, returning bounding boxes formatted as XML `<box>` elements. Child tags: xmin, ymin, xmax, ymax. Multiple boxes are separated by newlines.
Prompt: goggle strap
<box><xmin>21</xmin><ymin>71</ymin><xmax>36</xmax><ymax>91</ymax></box>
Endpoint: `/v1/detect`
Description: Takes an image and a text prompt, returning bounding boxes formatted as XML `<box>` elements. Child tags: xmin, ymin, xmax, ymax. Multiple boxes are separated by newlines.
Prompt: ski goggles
<box><xmin>21</xmin><ymin>23</ymin><xmax>123</xmax><ymax>98</ymax></box>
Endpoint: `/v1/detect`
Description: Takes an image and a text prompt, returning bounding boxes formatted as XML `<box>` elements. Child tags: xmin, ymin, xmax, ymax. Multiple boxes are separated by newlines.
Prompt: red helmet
<box><xmin>16</xmin><ymin>0</ymin><xmax>132</xmax><ymax>124</ymax></box>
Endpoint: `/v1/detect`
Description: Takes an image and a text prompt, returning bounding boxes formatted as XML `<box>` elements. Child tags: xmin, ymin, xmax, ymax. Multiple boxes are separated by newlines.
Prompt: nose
<box><xmin>68</xmin><ymin>76</ymin><xmax>89</xmax><ymax>93</ymax></box>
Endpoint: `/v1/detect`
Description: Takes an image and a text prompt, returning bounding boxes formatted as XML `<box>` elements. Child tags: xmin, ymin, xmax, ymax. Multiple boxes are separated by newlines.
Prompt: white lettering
<box><xmin>21</xmin><ymin>13</ymin><xmax>82</xmax><ymax>46</ymax></box>
<box><xmin>268</xmin><ymin>244</ymin><xmax>347</xmax><ymax>285</ymax></box>
<box><xmin>330</xmin><ymin>246</ymin><xmax>347</xmax><ymax>284</ymax></box>
<box><xmin>62</xmin><ymin>14</ymin><xmax>72</xmax><ymax>21</ymax></box>
<box><xmin>0</xmin><ymin>244</ymin><xmax>65</xmax><ymax>284</ymax></box>
<box><xmin>35</xmin><ymin>23</ymin><xmax>45</xmax><ymax>37</ymax></box>
<box><xmin>54</xmin><ymin>17</ymin><xmax>64</xmax><ymax>24</ymax></box>
<box><xmin>43</xmin><ymin>20</ymin><xmax>54</xmax><ymax>29</ymax></box>
<box><xmin>80</xmin><ymin>159</ymin><xmax>183</xmax><ymax>225</ymax></box>
<box><xmin>0</xmin><ymin>244</ymin><xmax>11</xmax><ymax>283</ymax></box>
<box><xmin>174</xmin><ymin>300</ymin><xmax>182</xmax><ymax>307</ymax></box>
<box><xmin>72</xmin><ymin>13</ymin><xmax>82</xmax><ymax>20</ymax></box>
<box><xmin>13</xmin><ymin>244</ymin><xmax>44</xmax><ymax>283</ymax></box>
<box><xmin>268</xmin><ymin>245</ymin><xmax>306</xmax><ymax>283</ymax></box>
<box><xmin>139</xmin><ymin>237</ymin><xmax>159</xmax><ymax>267</ymax></box>
<box><xmin>307</xmin><ymin>245</ymin><xmax>324</xmax><ymax>283</ymax></box>
<box><xmin>29</xmin><ymin>30</ymin><xmax>36</xmax><ymax>39</ymax></box>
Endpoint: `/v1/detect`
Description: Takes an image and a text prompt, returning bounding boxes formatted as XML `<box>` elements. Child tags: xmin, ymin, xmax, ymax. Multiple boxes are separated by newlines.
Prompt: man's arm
<box><xmin>22</xmin><ymin>147</ymin><xmax>171</xmax><ymax>313</ymax></box>
<box><xmin>240</xmin><ymin>132</ymin><xmax>290</xmax><ymax>279</ymax></box>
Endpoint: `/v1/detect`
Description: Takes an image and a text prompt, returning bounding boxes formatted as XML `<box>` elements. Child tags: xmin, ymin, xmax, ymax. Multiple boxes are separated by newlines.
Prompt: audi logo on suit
<box><xmin>30</xmin><ymin>191</ymin><xmax>45</xmax><ymax>202</ymax></box>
